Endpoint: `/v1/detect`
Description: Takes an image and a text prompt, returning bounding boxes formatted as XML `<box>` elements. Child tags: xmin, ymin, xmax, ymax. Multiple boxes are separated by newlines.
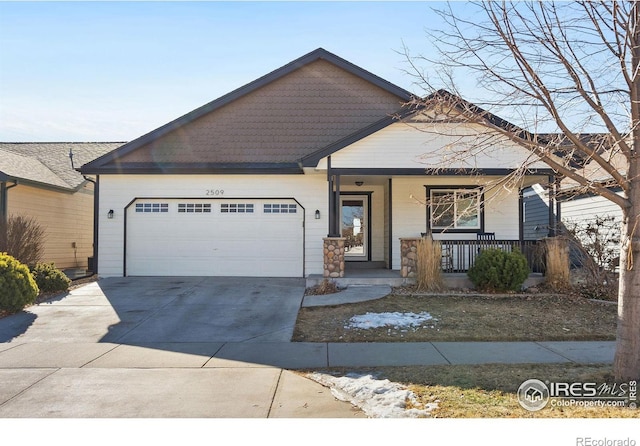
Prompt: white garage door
<box><xmin>126</xmin><ymin>199</ymin><xmax>304</xmax><ymax>277</ymax></box>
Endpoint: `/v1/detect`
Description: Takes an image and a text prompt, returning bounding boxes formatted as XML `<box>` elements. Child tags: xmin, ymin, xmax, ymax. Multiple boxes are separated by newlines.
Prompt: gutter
<box><xmin>70</xmin><ymin>148</ymin><xmax>99</xmax><ymax>275</ymax></box>
<box><xmin>0</xmin><ymin>179</ymin><xmax>18</xmax><ymax>227</ymax></box>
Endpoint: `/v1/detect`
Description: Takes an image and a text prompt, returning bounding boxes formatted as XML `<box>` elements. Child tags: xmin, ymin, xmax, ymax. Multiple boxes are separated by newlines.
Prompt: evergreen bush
<box><xmin>0</xmin><ymin>252</ymin><xmax>39</xmax><ymax>313</ymax></box>
<box><xmin>31</xmin><ymin>262</ymin><xmax>71</xmax><ymax>293</ymax></box>
<box><xmin>468</xmin><ymin>248</ymin><xmax>530</xmax><ymax>292</ymax></box>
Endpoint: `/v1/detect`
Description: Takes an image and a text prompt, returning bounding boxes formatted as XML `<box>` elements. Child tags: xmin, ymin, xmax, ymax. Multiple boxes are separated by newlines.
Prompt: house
<box><xmin>80</xmin><ymin>48</ymin><xmax>554</xmax><ymax>279</ymax></box>
<box><xmin>0</xmin><ymin>142</ymin><xmax>123</xmax><ymax>274</ymax></box>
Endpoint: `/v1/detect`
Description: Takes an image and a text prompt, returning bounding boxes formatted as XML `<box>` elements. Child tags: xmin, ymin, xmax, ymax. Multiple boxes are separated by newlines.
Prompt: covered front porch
<box><xmin>316</xmin><ymin>167</ymin><xmax>556</xmax><ymax>286</ymax></box>
<box><xmin>300</xmin><ymin>106</ymin><xmax>566</xmax><ymax>285</ymax></box>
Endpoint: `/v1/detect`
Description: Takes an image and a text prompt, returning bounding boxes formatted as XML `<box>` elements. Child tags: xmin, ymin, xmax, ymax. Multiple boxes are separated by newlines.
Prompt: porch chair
<box><xmin>476</xmin><ymin>232</ymin><xmax>496</xmax><ymax>258</ymax></box>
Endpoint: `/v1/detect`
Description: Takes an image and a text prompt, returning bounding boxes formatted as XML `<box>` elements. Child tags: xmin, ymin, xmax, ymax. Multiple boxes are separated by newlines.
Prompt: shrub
<box><xmin>564</xmin><ymin>217</ymin><xmax>619</xmax><ymax>296</ymax></box>
<box><xmin>544</xmin><ymin>237</ymin><xmax>571</xmax><ymax>290</ymax></box>
<box><xmin>0</xmin><ymin>252</ymin><xmax>39</xmax><ymax>313</ymax></box>
<box><xmin>416</xmin><ymin>236</ymin><xmax>443</xmax><ymax>291</ymax></box>
<box><xmin>0</xmin><ymin>215</ymin><xmax>45</xmax><ymax>266</ymax></box>
<box><xmin>305</xmin><ymin>279</ymin><xmax>340</xmax><ymax>296</ymax></box>
<box><xmin>565</xmin><ymin>215</ymin><xmax>620</xmax><ymax>273</ymax></box>
<box><xmin>468</xmin><ymin>248</ymin><xmax>530</xmax><ymax>292</ymax></box>
<box><xmin>31</xmin><ymin>262</ymin><xmax>71</xmax><ymax>293</ymax></box>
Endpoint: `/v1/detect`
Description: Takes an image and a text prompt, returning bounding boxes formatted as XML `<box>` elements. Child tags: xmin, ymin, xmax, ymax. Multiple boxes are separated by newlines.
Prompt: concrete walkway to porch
<box><xmin>302</xmin><ymin>285</ymin><xmax>392</xmax><ymax>307</ymax></box>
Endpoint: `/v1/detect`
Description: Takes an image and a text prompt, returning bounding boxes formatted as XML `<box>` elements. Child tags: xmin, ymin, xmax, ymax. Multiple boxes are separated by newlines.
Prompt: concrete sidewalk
<box><xmin>0</xmin><ymin>365</ymin><xmax>365</xmax><ymax>418</ymax></box>
<box><xmin>0</xmin><ymin>340</ymin><xmax>615</xmax><ymax>370</ymax></box>
<box><xmin>0</xmin><ymin>340</ymin><xmax>614</xmax><ymax>417</ymax></box>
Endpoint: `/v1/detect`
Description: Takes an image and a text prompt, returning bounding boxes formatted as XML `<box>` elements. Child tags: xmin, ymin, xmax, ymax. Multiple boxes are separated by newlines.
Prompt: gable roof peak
<box><xmin>82</xmin><ymin>48</ymin><xmax>414</xmax><ymax>173</ymax></box>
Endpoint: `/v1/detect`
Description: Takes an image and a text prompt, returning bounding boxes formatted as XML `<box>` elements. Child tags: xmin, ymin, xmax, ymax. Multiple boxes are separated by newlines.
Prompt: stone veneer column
<box><xmin>323</xmin><ymin>237</ymin><xmax>346</xmax><ymax>278</ymax></box>
<box><xmin>400</xmin><ymin>237</ymin><xmax>420</xmax><ymax>278</ymax></box>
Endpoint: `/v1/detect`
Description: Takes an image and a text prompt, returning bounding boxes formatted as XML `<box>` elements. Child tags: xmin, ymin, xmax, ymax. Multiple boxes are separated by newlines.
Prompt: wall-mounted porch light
<box><xmin>355</xmin><ymin>181</ymin><xmax>364</xmax><ymax>187</ymax></box>
<box><xmin>107</xmin><ymin>209</ymin><xmax>114</xmax><ymax>219</ymax></box>
<box><xmin>315</xmin><ymin>209</ymin><xmax>321</xmax><ymax>220</ymax></box>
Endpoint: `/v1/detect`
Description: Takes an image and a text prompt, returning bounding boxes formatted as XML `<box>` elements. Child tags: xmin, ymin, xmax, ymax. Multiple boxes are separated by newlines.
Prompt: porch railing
<box><xmin>439</xmin><ymin>240</ymin><xmax>543</xmax><ymax>273</ymax></box>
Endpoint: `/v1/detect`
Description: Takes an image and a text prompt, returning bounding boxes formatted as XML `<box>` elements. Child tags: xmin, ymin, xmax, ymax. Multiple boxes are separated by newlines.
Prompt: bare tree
<box><xmin>405</xmin><ymin>1</ymin><xmax>639</xmax><ymax>381</ymax></box>
<box><xmin>0</xmin><ymin>215</ymin><xmax>45</xmax><ymax>266</ymax></box>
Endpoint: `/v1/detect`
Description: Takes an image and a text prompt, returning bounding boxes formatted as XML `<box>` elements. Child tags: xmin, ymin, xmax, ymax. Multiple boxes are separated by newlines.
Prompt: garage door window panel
<box><xmin>221</xmin><ymin>203</ymin><xmax>254</xmax><ymax>213</ymax></box>
<box><xmin>135</xmin><ymin>203</ymin><xmax>169</xmax><ymax>213</ymax></box>
<box><xmin>264</xmin><ymin>203</ymin><xmax>297</xmax><ymax>214</ymax></box>
<box><xmin>178</xmin><ymin>203</ymin><xmax>212</xmax><ymax>213</ymax></box>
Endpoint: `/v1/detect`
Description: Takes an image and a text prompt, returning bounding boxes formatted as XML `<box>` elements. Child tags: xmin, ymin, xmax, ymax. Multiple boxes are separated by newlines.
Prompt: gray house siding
<box><xmin>523</xmin><ymin>185</ymin><xmax>550</xmax><ymax>240</ymax></box>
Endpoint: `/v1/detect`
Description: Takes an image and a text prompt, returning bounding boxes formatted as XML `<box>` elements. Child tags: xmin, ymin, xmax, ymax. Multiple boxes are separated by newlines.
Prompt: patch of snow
<box><xmin>307</xmin><ymin>372</ymin><xmax>437</xmax><ymax>418</ymax></box>
<box><xmin>345</xmin><ymin>311</ymin><xmax>435</xmax><ymax>330</ymax></box>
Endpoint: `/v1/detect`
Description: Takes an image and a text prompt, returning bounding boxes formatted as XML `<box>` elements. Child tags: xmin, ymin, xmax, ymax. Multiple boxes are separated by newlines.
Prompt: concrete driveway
<box><xmin>0</xmin><ymin>277</ymin><xmax>364</xmax><ymax>418</ymax></box>
<box><xmin>0</xmin><ymin>276</ymin><xmax>306</xmax><ymax>344</ymax></box>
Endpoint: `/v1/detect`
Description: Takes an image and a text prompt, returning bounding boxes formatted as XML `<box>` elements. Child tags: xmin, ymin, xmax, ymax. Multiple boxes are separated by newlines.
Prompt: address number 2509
<box><xmin>206</xmin><ymin>189</ymin><xmax>224</xmax><ymax>196</ymax></box>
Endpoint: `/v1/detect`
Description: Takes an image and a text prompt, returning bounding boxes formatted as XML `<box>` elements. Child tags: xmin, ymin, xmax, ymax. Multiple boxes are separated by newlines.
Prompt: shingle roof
<box><xmin>536</xmin><ymin>133</ymin><xmax>616</xmax><ymax>168</ymax></box>
<box><xmin>0</xmin><ymin>142</ymin><xmax>125</xmax><ymax>190</ymax></box>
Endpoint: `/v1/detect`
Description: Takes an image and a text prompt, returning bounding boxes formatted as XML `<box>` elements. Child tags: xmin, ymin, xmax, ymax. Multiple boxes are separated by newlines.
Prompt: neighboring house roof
<box><xmin>0</xmin><ymin>142</ymin><xmax>125</xmax><ymax>191</ymax></box>
<box><xmin>537</xmin><ymin>133</ymin><xmax>618</xmax><ymax>169</ymax></box>
<box><xmin>80</xmin><ymin>48</ymin><xmax>414</xmax><ymax>175</ymax></box>
<box><xmin>534</xmin><ymin>134</ymin><xmax>628</xmax><ymax>197</ymax></box>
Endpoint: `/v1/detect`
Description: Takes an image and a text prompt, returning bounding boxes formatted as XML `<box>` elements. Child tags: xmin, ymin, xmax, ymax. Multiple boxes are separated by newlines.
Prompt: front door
<box><xmin>340</xmin><ymin>195</ymin><xmax>368</xmax><ymax>260</ymax></box>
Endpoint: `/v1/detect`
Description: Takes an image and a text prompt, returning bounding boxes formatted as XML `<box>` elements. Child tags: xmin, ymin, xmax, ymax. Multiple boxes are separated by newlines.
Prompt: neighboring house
<box><xmin>558</xmin><ymin>142</ymin><xmax>626</xmax><ymax>237</ymax></box>
<box><xmin>0</xmin><ymin>142</ymin><xmax>124</xmax><ymax>273</ymax></box>
<box><xmin>524</xmin><ymin>184</ymin><xmax>624</xmax><ymax>270</ymax></box>
<box><xmin>523</xmin><ymin>141</ymin><xmax>625</xmax><ymax>268</ymax></box>
<box><xmin>80</xmin><ymin>48</ymin><xmax>554</xmax><ymax>278</ymax></box>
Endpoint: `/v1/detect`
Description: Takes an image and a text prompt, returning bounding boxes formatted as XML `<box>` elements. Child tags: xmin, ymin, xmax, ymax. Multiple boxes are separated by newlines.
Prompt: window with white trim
<box><xmin>430</xmin><ymin>189</ymin><xmax>481</xmax><ymax>230</ymax></box>
<box><xmin>178</xmin><ymin>203</ymin><xmax>211</xmax><ymax>213</ymax></box>
<box><xmin>264</xmin><ymin>203</ymin><xmax>297</xmax><ymax>214</ymax></box>
<box><xmin>221</xmin><ymin>203</ymin><xmax>254</xmax><ymax>213</ymax></box>
<box><xmin>135</xmin><ymin>203</ymin><xmax>169</xmax><ymax>213</ymax></box>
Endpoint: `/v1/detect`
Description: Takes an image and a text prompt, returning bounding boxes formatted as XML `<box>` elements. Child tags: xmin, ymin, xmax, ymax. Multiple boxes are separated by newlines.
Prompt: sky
<box><xmin>0</xmin><ymin>1</ymin><xmax>474</xmax><ymax>142</ymax></box>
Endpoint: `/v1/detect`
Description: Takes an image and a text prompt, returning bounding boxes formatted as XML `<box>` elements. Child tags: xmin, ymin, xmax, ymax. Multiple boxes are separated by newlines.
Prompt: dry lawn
<box><xmin>293</xmin><ymin>291</ymin><xmax>616</xmax><ymax>342</ymax></box>
<box><xmin>308</xmin><ymin>363</ymin><xmax>637</xmax><ymax>418</ymax></box>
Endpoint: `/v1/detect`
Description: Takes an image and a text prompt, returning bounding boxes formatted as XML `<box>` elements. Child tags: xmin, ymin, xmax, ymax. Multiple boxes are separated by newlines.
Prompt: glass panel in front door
<box><xmin>341</xmin><ymin>198</ymin><xmax>366</xmax><ymax>258</ymax></box>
